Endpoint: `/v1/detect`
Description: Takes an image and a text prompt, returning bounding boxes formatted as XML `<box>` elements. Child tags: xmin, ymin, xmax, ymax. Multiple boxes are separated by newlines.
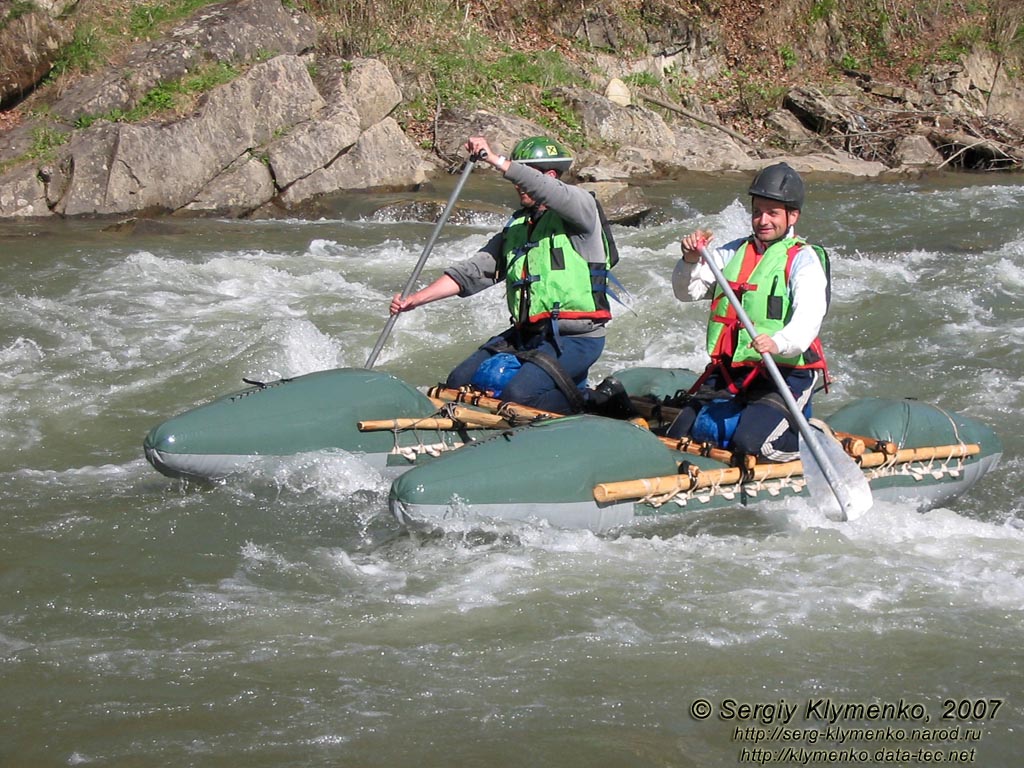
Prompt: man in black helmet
<box><xmin>389</xmin><ymin>135</ymin><xmax>621</xmax><ymax>414</ymax></box>
<box><xmin>666</xmin><ymin>162</ymin><xmax>832</xmax><ymax>462</ymax></box>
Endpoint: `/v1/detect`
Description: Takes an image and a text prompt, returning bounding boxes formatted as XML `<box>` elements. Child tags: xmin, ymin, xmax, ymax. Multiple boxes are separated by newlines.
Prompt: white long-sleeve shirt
<box><xmin>671</xmin><ymin>230</ymin><xmax>828</xmax><ymax>359</ymax></box>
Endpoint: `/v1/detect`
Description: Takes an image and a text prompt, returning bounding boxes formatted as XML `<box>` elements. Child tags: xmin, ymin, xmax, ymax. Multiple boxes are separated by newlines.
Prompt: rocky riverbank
<box><xmin>1</xmin><ymin>0</ymin><xmax>1023</xmax><ymax>222</ymax></box>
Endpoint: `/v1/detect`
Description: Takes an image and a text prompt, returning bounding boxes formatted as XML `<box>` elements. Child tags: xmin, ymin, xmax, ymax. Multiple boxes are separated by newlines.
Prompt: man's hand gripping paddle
<box><xmin>365</xmin><ymin>151</ymin><xmax>485</xmax><ymax>369</ymax></box>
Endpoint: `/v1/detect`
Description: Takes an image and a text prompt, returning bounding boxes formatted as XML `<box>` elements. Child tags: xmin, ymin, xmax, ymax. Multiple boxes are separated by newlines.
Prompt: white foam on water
<box><xmin>347</xmin><ymin>491</ymin><xmax>1024</xmax><ymax>649</ymax></box>
<box><xmin>257</xmin><ymin>450</ymin><xmax>389</xmax><ymax>501</ymax></box>
<box><xmin>4</xmin><ymin>179</ymin><xmax>1022</xmax><ymax>768</ymax></box>
<box><xmin>240</xmin><ymin>541</ymin><xmax>302</xmax><ymax>573</ymax></box>
<box><xmin>255</xmin><ymin>318</ymin><xmax>345</xmax><ymax>376</ymax></box>
<box><xmin>0</xmin><ymin>335</ymin><xmax>46</xmax><ymax>375</ymax></box>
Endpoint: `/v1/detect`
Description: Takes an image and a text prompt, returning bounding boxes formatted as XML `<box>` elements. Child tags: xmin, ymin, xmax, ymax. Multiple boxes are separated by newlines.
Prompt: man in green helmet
<box><xmin>389</xmin><ymin>134</ymin><xmax>623</xmax><ymax>414</ymax></box>
<box><xmin>666</xmin><ymin>162</ymin><xmax>832</xmax><ymax>462</ymax></box>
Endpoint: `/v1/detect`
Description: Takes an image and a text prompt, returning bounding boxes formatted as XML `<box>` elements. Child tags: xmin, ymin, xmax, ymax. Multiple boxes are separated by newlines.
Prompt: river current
<box><xmin>2</xmin><ymin>170</ymin><xmax>1022</xmax><ymax>767</ymax></box>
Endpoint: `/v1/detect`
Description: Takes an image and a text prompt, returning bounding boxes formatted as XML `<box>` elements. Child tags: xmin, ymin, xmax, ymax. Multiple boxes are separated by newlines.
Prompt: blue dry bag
<box><xmin>691</xmin><ymin>397</ymin><xmax>744</xmax><ymax>448</ymax></box>
<box><xmin>470</xmin><ymin>353</ymin><xmax>522</xmax><ymax>397</ymax></box>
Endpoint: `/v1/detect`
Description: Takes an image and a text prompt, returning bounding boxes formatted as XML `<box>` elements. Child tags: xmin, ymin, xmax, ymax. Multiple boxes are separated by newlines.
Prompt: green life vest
<box><xmin>706</xmin><ymin>236</ymin><xmax>829</xmax><ymax>370</ymax></box>
<box><xmin>500</xmin><ymin>205</ymin><xmax>615</xmax><ymax>327</ymax></box>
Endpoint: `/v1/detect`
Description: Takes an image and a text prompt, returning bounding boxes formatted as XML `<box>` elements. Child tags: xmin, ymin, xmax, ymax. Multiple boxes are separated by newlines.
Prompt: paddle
<box><xmin>364</xmin><ymin>152</ymin><xmax>484</xmax><ymax>369</ymax></box>
<box><xmin>697</xmin><ymin>244</ymin><xmax>872</xmax><ymax>521</ymax></box>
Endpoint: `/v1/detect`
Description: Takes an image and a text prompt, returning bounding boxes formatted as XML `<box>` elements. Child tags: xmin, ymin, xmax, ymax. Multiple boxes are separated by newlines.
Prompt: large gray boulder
<box><xmin>276</xmin><ymin>118</ymin><xmax>428</xmax><ymax>208</ymax></box>
<box><xmin>182</xmin><ymin>154</ymin><xmax>276</xmax><ymax>215</ymax></box>
<box><xmin>767</xmin><ymin>151</ymin><xmax>889</xmax><ymax>177</ymax></box>
<box><xmin>53</xmin><ymin>55</ymin><xmax>324</xmax><ymax>216</ymax></box>
<box><xmin>922</xmin><ymin>48</ymin><xmax>1024</xmax><ymax>128</ymax></box>
<box><xmin>0</xmin><ymin>48</ymin><xmax>430</xmax><ymax>219</ymax></box>
<box><xmin>556</xmin><ymin>87</ymin><xmax>676</xmax><ymax>149</ymax></box>
<box><xmin>318</xmin><ymin>58</ymin><xmax>404</xmax><ymax>130</ymax></box>
<box><xmin>47</xmin><ymin>0</ymin><xmax>317</xmax><ymax>123</ymax></box>
<box><xmin>266</xmin><ymin>101</ymin><xmax>362</xmax><ymax>188</ymax></box>
<box><xmin>666</xmin><ymin>124</ymin><xmax>759</xmax><ymax>173</ymax></box>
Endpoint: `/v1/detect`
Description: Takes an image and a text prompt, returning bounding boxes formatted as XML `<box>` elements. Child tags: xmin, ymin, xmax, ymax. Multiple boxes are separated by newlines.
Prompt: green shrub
<box><xmin>27</xmin><ymin>125</ymin><xmax>68</xmax><ymax>159</ymax></box>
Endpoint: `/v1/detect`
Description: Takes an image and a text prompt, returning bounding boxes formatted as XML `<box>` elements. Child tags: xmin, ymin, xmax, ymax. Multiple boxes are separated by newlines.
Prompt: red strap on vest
<box><xmin>709</xmin><ymin>241</ymin><xmax>762</xmax><ymax>361</ymax></box>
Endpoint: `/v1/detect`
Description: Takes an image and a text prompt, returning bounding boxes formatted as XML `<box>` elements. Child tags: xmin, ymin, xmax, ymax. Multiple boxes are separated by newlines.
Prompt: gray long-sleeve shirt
<box><xmin>443</xmin><ymin>162</ymin><xmax>608</xmax><ymax>337</ymax></box>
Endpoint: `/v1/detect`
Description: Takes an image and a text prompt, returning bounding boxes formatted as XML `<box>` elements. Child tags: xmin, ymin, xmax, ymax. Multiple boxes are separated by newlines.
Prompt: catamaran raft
<box><xmin>143</xmin><ymin>366</ymin><xmax>1002</xmax><ymax>532</ymax></box>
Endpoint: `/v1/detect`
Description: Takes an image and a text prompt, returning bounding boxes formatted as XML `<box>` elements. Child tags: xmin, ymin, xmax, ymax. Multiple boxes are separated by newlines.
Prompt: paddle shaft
<box><xmin>697</xmin><ymin>245</ymin><xmax>858</xmax><ymax>516</ymax></box>
<box><xmin>364</xmin><ymin>154</ymin><xmax>482</xmax><ymax>369</ymax></box>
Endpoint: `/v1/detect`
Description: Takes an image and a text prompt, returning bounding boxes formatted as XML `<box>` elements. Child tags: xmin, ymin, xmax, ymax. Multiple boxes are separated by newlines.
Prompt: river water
<box><xmin>2</xmin><ymin>170</ymin><xmax>1022</xmax><ymax>767</ymax></box>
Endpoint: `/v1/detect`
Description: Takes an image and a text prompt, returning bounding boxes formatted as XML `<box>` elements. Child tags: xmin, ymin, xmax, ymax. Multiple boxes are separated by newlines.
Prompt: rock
<box><xmin>555</xmin><ymin>87</ymin><xmax>676</xmax><ymax>156</ymax></box>
<box><xmin>276</xmin><ymin>118</ymin><xmax>428</xmax><ymax>207</ymax></box>
<box><xmin>180</xmin><ymin>153</ymin><xmax>276</xmax><ymax>216</ymax></box>
<box><xmin>45</xmin><ymin>122</ymin><xmax>119</xmax><ymax>217</ymax></box>
<box><xmin>987</xmin><ymin>76</ymin><xmax>1024</xmax><ymax>128</ymax></box>
<box><xmin>605</xmin><ymin>78</ymin><xmax>632</xmax><ymax>107</ymax></box>
<box><xmin>0</xmin><ymin>163</ymin><xmax>50</xmax><ymax>218</ymax></box>
<box><xmin>769</xmin><ymin>151</ymin><xmax>889</xmax><ymax>177</ymax></box>
<box><xmin>918</xmin><ymin>52</ymin><xmax>1011</xmax><ymax>120</ymax></box>
<box><xmin>47</xmin><ymin>0</ymin><xmax>317</xmax><ymax>124</ymax></box>
<box><xmin>574</xmin><ymin>165</ymin><xmax>627</xmax><ymax>182</ymax></box>
<box><xmin>560</xmin><ymin>1</ymin><xmax>702</xmax><ymax>62</ymax></box>
<box><xmin>954</xmin><ymin>48</ymin><xmax>1024</xmax><ymax>128</ymax></box>
<box><xmin>894</xmin><ymin>134</ymin><xmax>943</xmax><ymax>168</ymax></box>
<box><xmin>665</xmin><ymin>124</ymin><xmax>758</xmax><ymax>173</ymax></box>
<box><xmin>267</xmin><ymin>101</ymin><xmax>362</xmax><ymax>188</ymax></box>
<box><xmin>579</xmin><ymin>181</ymin><xmax>652</xmax><ymax>226</ymax></box>
<box><xmin>319</xmin><ymin>58</ymin><xmax>403</xmax><ymax>130</ymax></box>
<box><xmin>433</xmin><ymin>108</ymin><xmax>549</xmax><ymax>166</ymax></box>
<box><xmin>765</xmin><ymin>109</ymin><xmax>821</xmax><ymax>153</ymax></box>
<box><xmin>0</xmin><ymin>10</ymin><xmax>73</xmax><ymax>108</ymax></box>
<box><xmin>784</xmin><ymin>86</ymin><xmax>854</xmax><ymax>134</ymax></box>
<box><xmin>54</xmin><ymin>55</ymin><xmax>324</xmax><ymax>216</ymax></box>
<box><xmin>862</xmin><ymin>80</ymin><xmax>928</xmax><ymax>108</ymax></box>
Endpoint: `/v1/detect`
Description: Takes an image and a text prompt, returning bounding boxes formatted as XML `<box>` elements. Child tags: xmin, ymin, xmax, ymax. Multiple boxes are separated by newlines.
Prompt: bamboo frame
<box><xmin>359</xmin><ymin>405</ymin><xmax>511</xmax><ymax>431</ymax></box>
<box><xmin>592</xmin><ymin>443</ymin><xmax>981</xmax><ymax>503</ymax></box>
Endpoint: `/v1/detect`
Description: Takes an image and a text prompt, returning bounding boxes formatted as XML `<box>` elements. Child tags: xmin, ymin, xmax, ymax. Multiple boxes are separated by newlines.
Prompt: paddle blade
<box><xmin>800</xmin><ymin>431</ymin><xmax>873</xmax><ymax>522</ymax></box>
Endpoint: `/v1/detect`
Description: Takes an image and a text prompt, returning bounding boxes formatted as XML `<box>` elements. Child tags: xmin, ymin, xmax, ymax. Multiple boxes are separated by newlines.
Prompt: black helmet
<box><xmin>511</xmin><ymin>136</ymin><xmax>573</xmax><ymax>174</ymax></box>
<box><xmin>748</xmin><ymin>162</ymin><xmax>804</xmax><ymax>210</ymax></box>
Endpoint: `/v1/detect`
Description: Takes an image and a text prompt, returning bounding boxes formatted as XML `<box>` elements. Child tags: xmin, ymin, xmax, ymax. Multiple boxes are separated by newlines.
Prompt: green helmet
<box><xmin>510</xmin><ymin>136</ymin><xmax>573</xmax><ymax>174</ymax></box>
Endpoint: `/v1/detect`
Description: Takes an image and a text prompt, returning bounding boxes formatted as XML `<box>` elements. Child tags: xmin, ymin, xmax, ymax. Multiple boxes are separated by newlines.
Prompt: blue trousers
<box><xmin>667</xmin><ymin>367</ymin><xmax>820</xmax><ymax>462</ymax></box>
<box><xmin>448</xmin><ymin>331</ymin><xmax>605</xmax><ymax>413</ymax></box>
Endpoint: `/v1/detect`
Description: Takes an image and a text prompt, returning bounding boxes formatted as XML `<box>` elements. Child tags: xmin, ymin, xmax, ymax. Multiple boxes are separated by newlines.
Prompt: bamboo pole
<box><xmin>594</xmin><ymin>459</ymin><xmax>805</xmax><ymax>503</ymax></box>
<box><xmin>359</xmin><ymin>405</ymin><xmax>511</xmax><ymax>431</ymax></box>
<box><xmin>430</xmin><ymin>386</ymin><xmax>737</xmax><ymax>462</ymax></box>
<box><xmin>653</xmin><ymin>434</ymin><xmax>735</xmax><ymax>463</ymax></box>
<box><xmin>359</xmin><ymin>417</ymin><xmax>460</xmax><ymax>431</ymax></box>
<box><xmin>428</xmin><ymin>386</ymin><xmax>565</xmax><ymax>422</ymax></box>
<box><xmin>593</xmin><ymin>442</ymin><xmax>981</xmax><ymax>504</ymax></box>
<box><xmin>857</xmin><ymin>442</ymin><xmax>979</xmax><ymax>469</ymax></box>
